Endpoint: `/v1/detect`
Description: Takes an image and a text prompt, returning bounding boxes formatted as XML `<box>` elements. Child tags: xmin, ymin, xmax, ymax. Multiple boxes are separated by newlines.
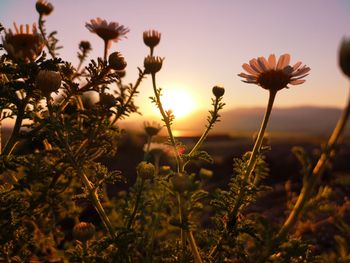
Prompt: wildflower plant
<box><xmin>0</xmin><ymin>1</ymin><xmax>350</xmax><ymax>262</ymax></box>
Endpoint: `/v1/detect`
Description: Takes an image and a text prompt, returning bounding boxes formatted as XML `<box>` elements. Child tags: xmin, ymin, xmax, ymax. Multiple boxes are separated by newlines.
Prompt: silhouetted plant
<box><xmin>0</xmin><ymin>2</ymin><xmax>350</xmax><ymax>262</ymax></box>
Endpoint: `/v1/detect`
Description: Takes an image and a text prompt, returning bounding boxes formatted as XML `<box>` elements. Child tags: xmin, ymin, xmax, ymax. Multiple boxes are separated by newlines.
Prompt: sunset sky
<box><xmin>1</xmin><ymin>0</ymin><xmax>350</xmax><ymax>121</ymax></box>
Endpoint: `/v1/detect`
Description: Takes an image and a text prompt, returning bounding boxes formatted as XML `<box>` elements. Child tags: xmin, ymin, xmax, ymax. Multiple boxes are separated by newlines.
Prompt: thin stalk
<box><xmin>127</xmin><ymin>179</ymin><xmax>145</xmax><ymax>229</ymax></box>
<box><xmin>177</xmin><ymin>193</ymin><xmax>187</xmax><ymax>260</ymax></box>
<box><xmin>103</xmin><ymin>40</ymin><xmax>109</xmax><ymax>61</ymax></box>
<box><xmin>38</xmin><ymin>14</ymin><xmax>56</xmax><ymax>59</ymax></box>
<box><xmin>183</xmin><ymin>96</ymin><xmax>220</xmax><ymax>171</ymax></box>
<box><xmin>0</xmin><ymin>110</ymin><xmax>2</xmax><ymax>152</ymax></box>
<box><xmin>258</xmin><ymin>85</ymin><xmax>350</xmax><ymax>262</ymax></box>
<box><xmin>187</xmin><ymin>231</ymin><xmax>203</xmax><ymax>263</ymax></box>
<box><xmin>143</xmin><ymin>135</ymin><xmax>152</xmax><ymax>160</ymax></box>
<box><xmin>82</xmin><ymin>241</ymin><xmax>88</xmax><ymax>263</ymax></box>
<box><xmin>1</xmin><ymin>104</ymin><xmax>25</xmax><ymax>157</ymax></box>
<box><xmin>277</xmin><ymin>84</ymin><xmax>350</xmax><ymax>242</ymax></box>
<box><xmin>47</xmin><ymin>99</ymin><xmax>116</xmax><ymax>239</ymax></box>
<box><xmin>111</xmin><ymin>70</ymin><xmax>145</xmax><ymax>125</ymax></box>
<box><xmin>151</xmin><ymin>73</ymin><xmax>182</xmax><ymax>172</ymax></box>
<box><xmin>209</xmin><ymin>90</ymin><xmax>277</xmax><ymax>257</ymax></box>
<box><xmin>231</xmin><ymin>90</ymin><xmax>276</xmax><ymax>221</ymax></box>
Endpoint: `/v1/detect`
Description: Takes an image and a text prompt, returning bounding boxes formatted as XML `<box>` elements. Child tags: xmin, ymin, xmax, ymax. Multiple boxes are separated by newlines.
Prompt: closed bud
<box><xmin>36</xmin><ymin>70</ymin><xmax>61</xmax><ymax>97</ymax></box>
<box><xmin>136</xmin><ymin>161</ymin><xmax>155</xmax><ymax>180</ymax></box>
<box><xmin>171</xmin><ymin>173</ymin><xmax>193</xmax><ymax>193</ymax></box>
<box><xmin>99</xmin><ymin>93</ymin><xmax>116</xmax><ymax>109</ymax></box>
<box><xmin>36</xmin><ymin>0</ymin><xmax>54</xmax><ymax>16</ymax></box>
<box><xmin>79</xmin><ymin>41</ymin><xmax>92</xmax><ymax>52</ymax></box>
<box><xmin>339</xmin><ymin>38</ymin><xmax>350</xmax><ymax>78</ymax></box>
<box><xmin>108</xmin><ymin>52</ymin><xmax>127</xmax><ymax>71</ymax></box>
<box><xmin>73</xmin><ymin>222</ymin><xmax>95</xmax><ymax>242</ymax></box>
<box><xmin>144</xmin><ymin>56</ymin><xmax>163</xmax><ymax>74</ymax></box>
<box><xmin>212</xmin><ymin>85</ymin><xmax>225</xmax><ymax>98</ymax></box>
<box><xmin>199</xmin><ymin>168</ymin><xmax>213</xmax><ymax>179</ymax></box>
<box><xmin>143</xmin><ymin>30</ymin><xmax>161</xmax><ymax>49</ymax></box>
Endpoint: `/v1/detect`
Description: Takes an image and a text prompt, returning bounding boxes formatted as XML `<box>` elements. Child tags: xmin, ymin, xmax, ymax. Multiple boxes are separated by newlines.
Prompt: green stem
<box><xmin>127</xmin><ymin>179</ymin><xmax>145</xmax><ymax>229</ymax></box>
<box><xmin>183</xmin><ymin>96</ymin><xmax>220</xmax><ymax>171</ymax></box>
<box><xmin>111</xmin><ymin>70</ymin><xmax>145</xmax><ymax>126</ymax></box>
<box><xmin>187</xmin><ymin>231</ymin><xmax>203</xmax><ymax>263</ymax></box>
<box><xmin>0</xmin><ymin>110</ymin><xmax>2</xmax><ymax>152</ymax></box>
<box><xmin>259</xmin><ymin>85</ymin><xmax>350</xmax><ymax>262</ymax></box>
<box><xmin>1</xmin><ymin>100</ymin><xmax>28</xmax><ymax>186</ymax></box>
<box><xmin>209</xmin><ymin>90</ymin><xmax>277</xmax><ymax>258</ymax></box>
<box><xmin>38</xmin><ymin>14</ymin><xmax>56</xmax><ymax>59</ymax></box>
<box><xmin>82</xmin><ymin>241</ymin><xmax>88</xmax><ymax>263</ymax></box>
<box><xmin>103</xmin><ymin>40</ymin><xmax>109</xmax><ymax>61</ymax></box>
<box><xmin>151</xmin><ymin>73</ymin><xmax>182</xmax><ymax>172</ymax></box>
<box><xmin>231</xmin><ymin>90</ymin><xmax>276</xmax><ymax>220</ymax></box>
<box><xmin>1</xmin><ymin>104</ymin><xmax>25</xmax><ymax>157</ymax></box>
<box><xmin>177</xmin><ymin>193</ymin><xmax>187</xmax><ymax>260</ymax></box>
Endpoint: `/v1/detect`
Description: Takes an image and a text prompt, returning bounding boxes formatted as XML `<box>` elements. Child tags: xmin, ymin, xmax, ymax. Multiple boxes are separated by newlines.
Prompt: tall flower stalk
<box><xmin>210</xmin><ymin>54</ymin><xmax>310</xmax><ymax>257</ymax></box>
<box><xmin>257</xmin><ymin>40</ymin><xmax>350</xmax><ymax>262</ymax></box>
<box><xmin>234</xmin><ymin>54</ymin><xmax>310</xmax><ymax>217</ymax></box>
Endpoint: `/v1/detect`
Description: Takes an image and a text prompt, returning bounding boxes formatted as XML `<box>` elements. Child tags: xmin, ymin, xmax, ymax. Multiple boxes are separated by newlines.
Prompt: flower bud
<box><xmin>212</xmin><ymin>85</ymin><xmax>225</xmax><ymax>98</ymax></box>
<box><xmin>171</xmin><ymin>173</ymin><xmax>193</xmax><ymax>193</ymax></box>
<box><xmin>108</xmin><ymin>52</ymin><xmax>127</xmax><ymax>71</ymax></box>
<box><xmin>79</xmin><ymin>41</ymin><xmax>92</xmax><ymax>52</ymax></box>
<box><xmin>36</xmin><ymin>0</ymin><xmax>54</xmax><ymax>16</ymax></box>
<box><xmin>136</xmin><ymin>161</ymin><xmax>155</xmax><ymax>180</ymax></box>
<box><xmin>144</xmin><ymin>56</ymin><xmax>163</xmax><ymax>74</ymax></box>
<box><xmin>73</xmin><ymin>222</ymin><xmax>95</xmax><ymax>242</ymax></box>
<box><xmin>339</xmin><ymin>38</ymin><xmax>350</xmax><ymax>78</ymax></box>
<box><xmin>100</xmin><ymin>93</ymin><xmax>116</xmax><ymax>109</ymax></box>
<box><xmin>144</xmin><ymin>121</ymin><xmax>162</xmax><ymax>137</ymax></box>
<box><xmin>35</xmin><ymin>70</ymin><xmax>61</xmax><ymax>97</ymax></box>
<box><xmin>199</xmin><ymin>168</ymin><xmax>213</xmax><ymax>179</ymax></box>
<box><xmin>143</xmin><ymin>30</ymin><xmax>161</xmax><ymax>49</ymax></box>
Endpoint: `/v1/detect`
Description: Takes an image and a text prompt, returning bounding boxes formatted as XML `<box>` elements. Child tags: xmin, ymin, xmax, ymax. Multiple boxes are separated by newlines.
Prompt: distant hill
<box><xmin>173</xmin><ymin>106</ymin><xmax>350</xmax><ymax>136</ymax></box>
<box><xmin>3</xmin><ymin>106</ymin><xmax>348</xmax><ymax>137</ymax></box>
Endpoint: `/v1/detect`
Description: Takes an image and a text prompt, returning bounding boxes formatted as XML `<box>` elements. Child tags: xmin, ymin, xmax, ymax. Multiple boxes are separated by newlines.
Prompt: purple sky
<box><xmin>1</xmin><ymin>0</ymin><xmax>350</xmax><ymax>119</ymax></box>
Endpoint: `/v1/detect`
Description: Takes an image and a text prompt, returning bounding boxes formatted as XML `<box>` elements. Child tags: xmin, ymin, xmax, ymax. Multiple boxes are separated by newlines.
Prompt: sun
<box><xmin>155</xmin><ymin>86</ymin><xmax>197</xmax><ymax>119</ymax></box>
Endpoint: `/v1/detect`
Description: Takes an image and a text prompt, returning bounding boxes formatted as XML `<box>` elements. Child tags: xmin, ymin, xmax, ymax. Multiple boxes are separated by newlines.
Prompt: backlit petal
<box><xmin>242</xmin><ymin>63</ymin><xmax>259</xmax><ymax>75</ymax></box>
<box><xmin>268</xmin><ymin>54</ymin><xmax>276</xmax><ymax>69</ymax></box>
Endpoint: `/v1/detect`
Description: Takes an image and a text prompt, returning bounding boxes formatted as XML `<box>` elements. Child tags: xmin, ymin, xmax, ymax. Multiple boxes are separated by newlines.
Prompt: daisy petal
<box><xmin>292</xmin><ymin>66</ymin><xmax>311</xmax><ymax>77</ymax></box>
<box><xmin>290</xmin><ymin>79</ymin><xmax>305</xmax><ymax>85</ymax></box>
<box><xmin>292</xmin><ymin>61</ymin><xmax>302</xmax><ymax>70</ymax></box>
<box><xmin>257</xmin><ymin>56</ymin><xmax>269</xmax><ymax>71</ymax></box>
<box><xmin>291</xmin><ymin>74</ymin><xmax>309</xmax><ymax>80</ymax></box>
<box><xmin>242</xmin><ymin>63</ymin><xmax>259</xmax><ymax>75</ymax></box>
<box><xmin>268</xmin><ymin>54</ymin><xmax>276</xmax><ymax>69</ymax></box>
<box><xmin>249</xmin><ymin>58</ymin><xmax>263</xmax><ymax>73</ymax></box>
